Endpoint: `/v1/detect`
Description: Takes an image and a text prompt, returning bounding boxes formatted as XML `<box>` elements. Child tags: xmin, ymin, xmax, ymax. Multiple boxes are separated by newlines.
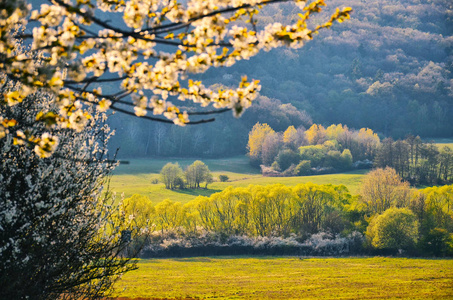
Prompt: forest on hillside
<box><xmin>109</xmin><ymin>0</ymin><xmax>452</xmax><ymax>158</ymax></box>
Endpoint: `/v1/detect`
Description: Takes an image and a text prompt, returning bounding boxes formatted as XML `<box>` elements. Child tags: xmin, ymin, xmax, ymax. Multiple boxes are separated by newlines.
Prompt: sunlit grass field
<box><xmin>111</xmin><ymin>257</ymin><xmax>453</xmax><ymax>299</ymax></box>
<box><xmin>109</xmin><ymin>156</ymin><xmax>367</xmax><ymax>202</ymax></box>
<box><xmin>437</xmin><ymin>143</ymin><xmax>453</xmax><ymax>151</ymax></box>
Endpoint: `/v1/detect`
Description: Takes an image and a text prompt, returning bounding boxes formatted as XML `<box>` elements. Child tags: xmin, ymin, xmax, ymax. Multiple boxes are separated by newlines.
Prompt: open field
<box><xmin>437</xmin><ymin>143</ymin><xmax>453</xmax><ymax>151</ymax></box>
<box><xmin>113</xmin><ymin>156</ymin><xmax>260</xmax><ymax>175</ymax></box>
<box><xmin>426</xmin><ymin>139</ymin><xmax>453</xmax><ymax>151</ymax></box>
<box><xmin>111</xmin><ymin>256</ymin><xmax>453</xmax><ymax>299</ymax></box>
<box><xmin>109</xmin><ymin>157</ymin><xmax>368</xmax><ymax>202</ymax></box>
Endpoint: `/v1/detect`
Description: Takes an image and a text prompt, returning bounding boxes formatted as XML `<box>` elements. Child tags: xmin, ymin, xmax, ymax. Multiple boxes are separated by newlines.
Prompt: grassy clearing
<box><xmin>436</xmin><ymin>143</ymin><xmax>453</xmax><ymax>151</ymax></box>
<box><xmin>111</xmin><ymin>257</ymin><xmax>453</xmax><ymax>299</ymax></box>
<box><xmin>113</xmin><ymin>156</ymin><xmax>260</xmax><ymax>175</ymax></box>
<box><xmin>109</xmin><ymin>157</ymin><xmax>367</xmax><ymax>202</ymax></box>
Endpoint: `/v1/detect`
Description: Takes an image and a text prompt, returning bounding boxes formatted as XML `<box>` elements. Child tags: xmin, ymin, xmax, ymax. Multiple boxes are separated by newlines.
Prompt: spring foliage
<box><xmin>121</xmin><ymin>169</ymin><xmax>453</xmax><ymax>256</ymax></box>
<box><xmin>248</xmin><ymin>122</ymin><xmax>379</xmax><ymax>175</ymax></box>
<box><xmin>366</xmin><ymin>208</ymin><xmax>419</xmax><ymax>250</ymax></box>
<box><xmin>160</xmin><ymin>160</ymin><xmax>213</xmax><ymax>189</ymax></box>
<box><xmin>123</xmin><ymin>183</ymin><xmax>353</xmax><ymax>238</ymax></box>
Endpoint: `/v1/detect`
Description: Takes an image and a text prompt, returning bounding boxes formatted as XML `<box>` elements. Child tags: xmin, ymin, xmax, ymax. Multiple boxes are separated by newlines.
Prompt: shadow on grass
<box><xmin>174</xmin><ymin>257</ymin><xmax>213</xmax><ymax>262</ymax></box>
<box><xmin>172</xmin><ymin>188</ymin><xmax>222</xmax><ymax>197</ymax></box>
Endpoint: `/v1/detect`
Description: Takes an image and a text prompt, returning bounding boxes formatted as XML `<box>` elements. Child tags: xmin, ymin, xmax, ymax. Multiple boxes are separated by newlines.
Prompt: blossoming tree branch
<box><xmin>0</xmin><ymin>0</ymin><xmax>351</xmax><ymax>157</ymax></box>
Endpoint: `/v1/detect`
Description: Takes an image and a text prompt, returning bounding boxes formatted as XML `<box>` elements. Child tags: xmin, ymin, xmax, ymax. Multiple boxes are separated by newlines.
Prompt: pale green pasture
<box><xmin>111</xmin><ymin>257</ymin><xmax>453</xmax><ymax>299</ymax></box>
<box><xmin>113</xmin><ymin>156</ymin><xmax>260</xmax><ymax>175</ymax></box>
<box><xmin>109</xmin><ymin>164</ymin><xmax>367</xmax><ymax>203</ymax></box>
<box><xmin>437</xmin><ymin>143</ymin><xmax>453</xmax><ymax>151</ymax></box>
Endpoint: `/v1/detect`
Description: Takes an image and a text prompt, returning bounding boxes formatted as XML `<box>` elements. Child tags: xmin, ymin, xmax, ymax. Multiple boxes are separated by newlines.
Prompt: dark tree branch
<box><xmin>64</xmin><ymin>75</ymin><xmax>128</xmax><ymax>85</ymax></box>
<box><xmin>141</xmin><ymin>0</ymin><xmax>289</xmax><ymax>34</ymax></box>
<box><xmin>110</xmin><ymin>103</ymin><xmax>216</xmax><ymax>125</ymax></box>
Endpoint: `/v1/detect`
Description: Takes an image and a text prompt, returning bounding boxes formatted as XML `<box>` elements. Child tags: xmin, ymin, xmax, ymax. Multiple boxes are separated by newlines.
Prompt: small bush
<box><xmin>282</xmin><ymin>164</ymin><xmax>297</xmax><ymax>176</ymax></box>
<box><xmin>294</xmin><ymin>160</ymin><xmax>311</xmax><ymax>176</ymax></box>
<box><xmin>366</xmin><ymin>207</ymin><xmax>418</xmax><ymax>251</ymax></box>
<box><xmin>271</xmin><ymin>161</ymin><xmax>281</xmax><ymax>171</ymax></box>
<box><xmin>151</xmin><ymin>178</ymin><xmax>159</xmax><ymax>184</ymax></box>
<box><xmin>276</xmin><ymin>149</ymin><xmax>300</xmax><ymax>171</ymax></box>
<box><xmin>219</xmin><ymin>175</ymin><xmax>229</xmax><ymax>182</ymax></box>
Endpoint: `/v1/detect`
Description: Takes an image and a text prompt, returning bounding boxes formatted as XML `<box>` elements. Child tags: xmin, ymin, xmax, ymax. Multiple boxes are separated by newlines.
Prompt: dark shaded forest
<box><xmin>109</xmin><ymin>0</ymin><xmax>452</xmax><ymax>158</ymax></box>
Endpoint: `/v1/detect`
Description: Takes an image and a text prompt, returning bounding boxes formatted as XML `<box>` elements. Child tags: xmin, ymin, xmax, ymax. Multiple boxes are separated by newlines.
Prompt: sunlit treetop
<box><xmin>0</xmin><ymin>0</ymin><xmax>351</xmax><ymax>157</ymax></box>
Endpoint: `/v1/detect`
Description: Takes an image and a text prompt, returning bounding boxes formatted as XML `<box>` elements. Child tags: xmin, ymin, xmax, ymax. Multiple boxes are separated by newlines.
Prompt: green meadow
<box><xmin>109</xmin><ymin>156</ymin><xmax>367</xmax><ymax>202</ymax></box>
<box><xmin>111</xmin><ymin>257</ymin><xmax>453</xmax><ymax>299</ymax></box>
<box><xmin>427</xmin><ymin>138</ymin><xmax>453</xmax><ymax>151</ymax></box>
<box><xmin>437</xmin><ymin>143</ymin><xmax>453</xmax><ymax>151</ymax></box>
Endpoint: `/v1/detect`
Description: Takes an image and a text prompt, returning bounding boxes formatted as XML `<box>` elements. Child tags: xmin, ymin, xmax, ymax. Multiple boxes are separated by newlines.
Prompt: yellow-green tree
<box><xmin>122</xmin><ymin>194</ymin><xmax>155</xmax><ymax>231</ymax></box>
<box><xmin>180</xmin><ymin>201</ymin><xmax>200</xmax><ymax>235</ymax></box>
<box><xmin>360</xmin><ymin>167</ymin><xmax>411</xmax><ymax>215</ymax></box>
<box><xmin>209</xmin><ymin>189</ymin><xmax>241</xmax><ymax>235</ymax></box>
<box><xmin>283</xmin><ymin>125</ymin><xmax>301</xmax><ymax>150</ymax></box>
<box><xmin>326</xmin><ymin>124</ymin><xmax>347</xmax><ymax>141</ymax></box>
<box><xmin>185</xmin><ymin>160</ymin><xmax>212</xmax><ymax>189</ymax></box>
<box><xmin>292</xmin><ymin>183</ymin><xmax>338</xmax><ymax>234</ymax></box>
<box><xmin>366</xmin><ymin>207</ymin><xmax>418</xmax><ymax>250</ymax></box>
<box><xmin>265</xmin><ymin>184</ymin><xmax>294</xmax><ymax>236</ymax></box>
<box><xmin>193</xmin><ymin>196</ymin><xmax>218</xmax><ymax>233</ymax></box>
<box><xmin>154</xmin><ymin>199</ymin><xmax>182</xmax><ymax>234</ymax></box>
<box><xmin>249</xmin><ymin>185</ymin><xmax>273</xmax><ymax>236</ymax></box>
<box><xmin>422</xmin><ymin>185</ymin><xmax>453</xmax><ymax>231</ymax></box>
<box><xmin>357</xmin><ymin>128</ymin><xmax>381</xmax><ymax>159</ymax></box>
<box><xmin>305</xmin><ymin>124</ymin><xmax>326</xmax><ymax>145</ymax></box>
<box><xmin>247</xmin><ymin>122</ymin><xmax>275</xmax><ymax>164</ymax></box>
<box><xmin>160</xmin><ymin>162</ymin><xmax>184</xmax><ymax>189</ymax></box>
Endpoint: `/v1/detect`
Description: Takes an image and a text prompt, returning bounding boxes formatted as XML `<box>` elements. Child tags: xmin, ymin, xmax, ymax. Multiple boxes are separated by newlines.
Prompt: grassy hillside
<box><xmin>109</xmin><ymin>157</ymin><xmax>367</xmax><ymax>202</ymax></box>
<box><xmin>111</xmin><ymin>257</ymin><xmax>453</xmax><ymax>299</ymax></box>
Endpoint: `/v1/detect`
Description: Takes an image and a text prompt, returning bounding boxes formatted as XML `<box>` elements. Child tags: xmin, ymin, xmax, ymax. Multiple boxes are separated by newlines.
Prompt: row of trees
<box><xmin>248</xmin><ymin>123</ymin><xmax>380</xmax><ymax>175</ymax></box>
<box><xmin>160</xmin><ymin>161</ymin><xmax>213</xmax><ymax>190</ymax></box>
<box><xmin>123</xmin><ymin>183</ymin><xmax>352</xmax><ymax>240</ymax></box>
<box><xmin>248</xmin><ymin>122</ymin><xmax>453</xmax><ymax>186</ymax></box>
<box><xmin>375</xmin><ymin>136</ymin><xmax>453</xmax><ymax>185</ymax></box>
<box><xmin>123</xmin><ymin>168</ymin><xmax>453</xmax><ymax>256</ymax></box>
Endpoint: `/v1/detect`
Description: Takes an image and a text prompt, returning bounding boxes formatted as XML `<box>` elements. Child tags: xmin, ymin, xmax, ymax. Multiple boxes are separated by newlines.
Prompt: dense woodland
<box><xmin>246</xmin><ymin>122</ymin><xmax>453</xmax><ymax>185</ymax></box>
<box><xmin>375</xmin><ymin>136</ymin><xmax>453</xmax><ymax>185</ymax></box>
<box><xmin>109</xmin><ymin>0</ymin><xmax>453</xmax><ymax>158</ymax></box>
<box><xmin>248</xmin><ymin>123</ymin><xmax>378</xmax><ymax>175</ymax></box>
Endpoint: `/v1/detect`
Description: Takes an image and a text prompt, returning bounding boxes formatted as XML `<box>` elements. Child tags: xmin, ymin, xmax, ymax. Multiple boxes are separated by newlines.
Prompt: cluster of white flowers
<box><xmin>0</xmin><ymin>0</ymin><xmax>351</xmax><ymax>156</ymax></box>
<box><xmin>33</xmin><ymin>133</ymin><xmax>59</xmax><ymax>158</ymax></box>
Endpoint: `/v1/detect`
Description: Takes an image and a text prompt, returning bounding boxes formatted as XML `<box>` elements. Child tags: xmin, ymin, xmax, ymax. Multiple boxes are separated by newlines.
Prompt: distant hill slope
<box><xmin>109</xmin><ymin>0</ymin><xmax>452</xmax><ymax>158</ymax></box>
<box><xmin>204</xmin><ymin>0</ymin><xmax>452</xmax><ymax>138</ymax></box>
